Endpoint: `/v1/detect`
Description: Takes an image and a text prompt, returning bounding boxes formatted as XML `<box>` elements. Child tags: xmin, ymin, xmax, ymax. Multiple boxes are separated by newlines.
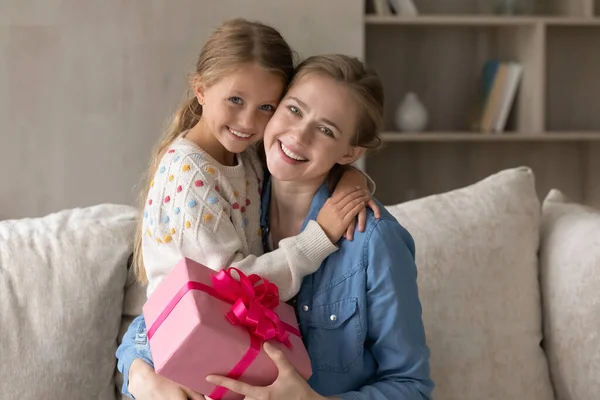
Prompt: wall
<box><xmin>0</xmin><ymin>0</ymin><xmax>363</xmax><ymax>219</ymax></box>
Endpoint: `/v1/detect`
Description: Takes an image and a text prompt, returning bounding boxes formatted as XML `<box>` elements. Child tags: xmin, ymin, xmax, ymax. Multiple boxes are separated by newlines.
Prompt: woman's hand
<box><xmin>206</xmin><ymin>342</ymin><xmax>326</xmax><ymax>400</ymax></box>
<box><xmin>316</xmin><ymin>186</ymin><xmax>370</xmax><ymax>244</ymax></box>
<box><xmin>129</xmin><ymin>358</ymin><xmax>205</xmax><ymax>400</ymax></box>
<box><xmin>334</xmin><ymin>168</ymin><xmax>381</xmax><ymax>241</ymax></box>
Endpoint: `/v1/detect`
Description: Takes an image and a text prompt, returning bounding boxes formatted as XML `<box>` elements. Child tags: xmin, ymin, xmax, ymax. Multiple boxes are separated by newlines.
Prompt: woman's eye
<box><xmin>320</xmin><ymin>126</ymin><xmax>334</xmax><ymax>137</ymax></box>
<box><xmin>259</xmin><ymin>104</ymin><xmax>275</xmax><ymax>112</ymax></box>
<box><xmin>288</xmin><ymin>105</ymin><xmax>301</xmax><ymax>115</ymax></box>
<box><xmin>229</xmin><ymin>97</ymin><xmax>243</xmax><ymax>105</ymax></box>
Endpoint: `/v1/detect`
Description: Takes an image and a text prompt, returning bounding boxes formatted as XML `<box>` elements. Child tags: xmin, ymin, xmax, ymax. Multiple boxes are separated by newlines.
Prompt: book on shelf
<box><xmin>469</xmin><ymin>60</ymin><xmax>523</xmax><ymax>134</ymax></box>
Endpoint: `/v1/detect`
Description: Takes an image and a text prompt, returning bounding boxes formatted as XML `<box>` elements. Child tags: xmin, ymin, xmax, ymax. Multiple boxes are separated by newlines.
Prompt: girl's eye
<box><xmin>288</xmin><ymin>105</ymin><xmax>301</xmax><ymax>115</ymax></box>
<box><xmin>229</xmin><ymin>97</ymin><xmax>243</xmax><ymax>105</ymax></box>
<box><xmin>259</xmin><ymin>104</ymin><xmax>275</xmax><ymax>112</ymax></box>
<box><xmin>320</xmin><ymin>126</ymin><xmax>334</xmax><ymax>137</ymax></box>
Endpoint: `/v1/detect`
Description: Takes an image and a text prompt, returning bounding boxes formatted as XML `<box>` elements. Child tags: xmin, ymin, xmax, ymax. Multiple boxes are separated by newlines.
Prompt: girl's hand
<box><xmin>129</xmin><ymin>358</ymin><xmax>205</xmax><ymax>400</ymax></box>
<box><xmin>347</xmin><ymin>198</ymin><xmax>381</xmax><ymax>240</ymax></box>
<box><xmin>334</xmin><ymin>168</ymin><xmax>381</xmax><ymax>241</ymax></box>
<box><xmin>316</xmin><ymin>187</ymin><xmax>370</xmax><ymax>243</ymax></box>
<box><xmin>206</xmin><ymin>342</ymin><xmax>326</xmax><ymax>400</ymax></box>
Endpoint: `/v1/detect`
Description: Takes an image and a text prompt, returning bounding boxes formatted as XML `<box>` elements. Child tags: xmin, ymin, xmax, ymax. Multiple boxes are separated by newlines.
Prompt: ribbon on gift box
<box><xmin>147</xmin><ymin>267</ymin><xmax>300</xmax><ymax>400</ymax></box>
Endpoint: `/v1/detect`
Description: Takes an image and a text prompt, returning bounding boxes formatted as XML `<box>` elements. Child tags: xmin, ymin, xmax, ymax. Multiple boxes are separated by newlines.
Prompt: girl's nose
<box><xmin>238</xmin><ymin>108</ymin><xmax>256</xmax><ymax>132</ymax></box>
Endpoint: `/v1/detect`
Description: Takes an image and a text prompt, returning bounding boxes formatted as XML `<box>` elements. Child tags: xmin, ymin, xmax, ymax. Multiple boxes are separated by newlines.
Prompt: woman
<box><xmin>120</xmin><ymin>54</ymin><xmax>434</xmax><ymax>400</ymax></box>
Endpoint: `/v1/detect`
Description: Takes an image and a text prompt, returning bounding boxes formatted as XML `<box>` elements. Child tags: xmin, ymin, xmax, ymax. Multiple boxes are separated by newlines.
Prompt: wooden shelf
<box><xmin>544</xmin><ymin>17</ymin><xmax>600</xmax><ymax>25</ymax></box>
<box><xmin>365</xmin><ymin>15</ymin><xmax>600</xmax><ymax>27</ymax></box>
<box><xmin>365</xmin><ymin>1</ymin><xmax>600</xmax><ymax>207</ymax></box>
<box><xmin>380</xmin><ymin>132</ymin><xmax>600</xmax><ymax>142</ymax></box>
<box><xmin>365</xmin><ymin>15</ymin><xmax>539</xmax><ymax>26</ymax></box>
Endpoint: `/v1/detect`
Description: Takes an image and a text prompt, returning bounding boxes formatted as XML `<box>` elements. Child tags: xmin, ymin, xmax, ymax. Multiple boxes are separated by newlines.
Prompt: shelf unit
<box><xmin>379</xmin><ymin>132</ymin><xmax>600</xmax><ymax>142</ymax></box>
<box><xmin>366</xmin><ymin>15</ymin><xmax>600</xmax><ymax>26</ymax></box>
<box><xmin>363</xmin><ymin>0</ymin><xmax>600</xmax><ymax>207</ymax></box>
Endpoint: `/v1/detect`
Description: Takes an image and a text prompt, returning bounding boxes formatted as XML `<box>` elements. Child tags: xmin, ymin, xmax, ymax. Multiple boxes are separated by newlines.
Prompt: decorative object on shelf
<box><xmin>495</xmin><ymin>0</ymin><xmax>519</xmax><ymax>15</ymax></box>
<box><xmin>395</xmin><ymin>92</ymin><xmax>429</xmax><ymax>132</ymax></box>
<box><xmin>389</xmin><ymin>0</ymin><xmax>419</xmax><ymax>17</ymax></box>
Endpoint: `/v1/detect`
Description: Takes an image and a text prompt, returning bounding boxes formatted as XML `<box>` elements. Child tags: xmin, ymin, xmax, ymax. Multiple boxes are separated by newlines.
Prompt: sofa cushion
<box><xmin>0</xmin><ymin>204</ymin><xmax>138</xmax><ymax>400</ymax></box>
<box><xmin>386</xmin><ymin>167</ymin><xmax>554</xmax><ymax>400</ymax></box>
<box><xmin>540</xmin><ymin>189</ymin><xmax>600</xmax><ymax>400</ymax></box>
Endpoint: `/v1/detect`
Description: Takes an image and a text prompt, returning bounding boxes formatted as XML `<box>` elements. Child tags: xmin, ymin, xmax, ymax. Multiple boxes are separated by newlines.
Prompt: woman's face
<box><xmin>263</xmin><ymin>73</ymin><xmax>364</xmax><ymax>184</ymax></box>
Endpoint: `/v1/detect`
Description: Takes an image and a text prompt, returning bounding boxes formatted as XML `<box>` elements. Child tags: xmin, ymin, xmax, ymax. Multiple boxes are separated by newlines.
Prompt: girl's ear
<box><xmin>337</xmin><ymin>146</ymin><xmax>367</xmax><ymax>166</ymax></box>
<box><xmin>192</xmin><ymin>76</ymin><xmax>206</xmax><ymax>105</ymax></box>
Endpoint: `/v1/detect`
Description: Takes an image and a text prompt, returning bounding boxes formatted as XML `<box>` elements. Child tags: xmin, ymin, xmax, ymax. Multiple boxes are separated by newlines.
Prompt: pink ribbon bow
<box><xmin>211</xmin><ymin>268</ymin><xmax>292</xmax><ymax>348</ymax></box>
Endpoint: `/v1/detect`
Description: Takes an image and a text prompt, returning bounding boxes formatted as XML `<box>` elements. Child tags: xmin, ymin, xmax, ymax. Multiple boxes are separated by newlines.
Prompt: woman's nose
<box><xmin>291</xmin><ymin>124</ymin><xmax>312</xmax><ymax>147</ymax></box>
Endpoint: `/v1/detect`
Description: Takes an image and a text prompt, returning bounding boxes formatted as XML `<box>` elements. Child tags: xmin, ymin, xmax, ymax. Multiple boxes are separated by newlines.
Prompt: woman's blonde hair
<box><xmin>132</xmin><ymin>19</ymin><xmax>295</xmax><ymax>283</ymax></box>
<box><xmin>289</xmin><ymin>54</ymin><xmax>384</xmax><ymax>187</ymax></box>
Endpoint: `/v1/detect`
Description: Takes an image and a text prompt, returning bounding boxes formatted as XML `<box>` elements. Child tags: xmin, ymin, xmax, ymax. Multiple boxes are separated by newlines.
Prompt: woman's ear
<box><xmin>337</xmin><ymin>146</ymin><xmax>367</xmax><ymax>166</ymax></box>
<box><xmin>192</xmin><ymin>76</ymin><xmax>206</xmax><ymax>105</ymax></box>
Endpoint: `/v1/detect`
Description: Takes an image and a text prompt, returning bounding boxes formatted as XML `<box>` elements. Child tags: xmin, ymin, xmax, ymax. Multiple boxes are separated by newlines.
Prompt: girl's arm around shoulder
<box><xmin>170</xmin><ymin>156</ymin><xmax>337</xmax><ymax>303</ymax></box>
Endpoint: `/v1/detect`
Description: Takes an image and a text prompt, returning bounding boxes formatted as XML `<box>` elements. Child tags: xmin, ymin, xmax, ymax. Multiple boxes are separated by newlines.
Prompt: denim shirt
<box><xmin>116</xmin><ymin>177</ymin><xmax>434</xmax><ymax>400</ymax></box>
<box><xmin>261</xmin><ymin>178</ymin><xmax>433</xmax><ymax>399</ymax></box>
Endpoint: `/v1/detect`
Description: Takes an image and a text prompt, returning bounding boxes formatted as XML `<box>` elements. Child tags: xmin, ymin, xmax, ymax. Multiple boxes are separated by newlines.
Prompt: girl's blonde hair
<box><xmin>289</xmin><ymin>54</ymin><xmax>384</xmax><ymax>187</ymax></box>
<box><xmin>132</xmin><ymin>19</ymin><xmax>295</xmax><ymax>283</ymax></box>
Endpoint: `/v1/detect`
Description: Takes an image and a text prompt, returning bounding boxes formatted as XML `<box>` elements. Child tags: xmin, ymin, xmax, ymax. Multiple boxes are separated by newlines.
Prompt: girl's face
<box><xmin>194</xmin><ymin>63</ymin><xmax>284</xmax><ymax>154</ymax></box>
<box><xmin>263</xmin><ymin>73</ymin><xmax>365</xmax><ymax>184</ymax></box>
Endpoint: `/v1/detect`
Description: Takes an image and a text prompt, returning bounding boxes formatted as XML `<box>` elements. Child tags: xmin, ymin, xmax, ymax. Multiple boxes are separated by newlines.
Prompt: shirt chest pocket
<box><xmin>306</xmin><ymin>297</ymin><xmax>363</xmax><ymax>373</ymax></box>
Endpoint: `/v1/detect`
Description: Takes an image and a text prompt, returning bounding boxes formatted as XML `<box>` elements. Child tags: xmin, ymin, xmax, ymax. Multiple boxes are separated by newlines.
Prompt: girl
<box><xmin>123</xmin><ymin>54</ymin><xmax>433</xmax><ymax>399</ymax></box>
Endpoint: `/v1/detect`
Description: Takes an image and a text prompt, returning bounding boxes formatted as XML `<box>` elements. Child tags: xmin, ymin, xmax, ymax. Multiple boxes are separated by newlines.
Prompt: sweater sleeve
<box><xmin>228</xmin><ymin>220</ymin><xmax>336</xmax><ymax>301</ymax></box>
<box><xmin>176</xmin><ymin>162</ymin><xmax>337</xmax><ymax>302</ymax></box>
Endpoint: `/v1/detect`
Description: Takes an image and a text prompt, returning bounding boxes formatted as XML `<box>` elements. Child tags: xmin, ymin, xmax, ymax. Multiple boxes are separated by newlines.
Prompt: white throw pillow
<box><xmin>0</xmin><ymin>204</ymin><xmax>138</xmax><ymax>400</ymax></box>
<box><xmin>386</xmin><ymin>167</ymin><xmax>554</xmax><ymax>400</ymax></box>
<box><xmin>540</xmin><ymin>189</ymin><xmax>600</xmax><ymax>400</ymax></box>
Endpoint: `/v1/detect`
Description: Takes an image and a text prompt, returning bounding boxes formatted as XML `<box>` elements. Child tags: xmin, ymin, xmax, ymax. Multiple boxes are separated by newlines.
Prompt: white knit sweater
<box><xmin>142</xmin><ymin>136</ymin><xmax>337</xmax><ymax>301</ymax></box>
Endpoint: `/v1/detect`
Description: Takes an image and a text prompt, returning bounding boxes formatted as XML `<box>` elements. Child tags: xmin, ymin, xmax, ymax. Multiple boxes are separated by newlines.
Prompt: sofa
<box><xmin>1</xmin><ymin>167</ymin><xmax>598</xmax><ymax>400</ymax></box>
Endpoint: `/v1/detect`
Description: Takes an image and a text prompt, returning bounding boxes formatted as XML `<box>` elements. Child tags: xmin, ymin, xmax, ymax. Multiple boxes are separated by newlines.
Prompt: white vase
<box><xmin>395</xmin><ymin>92</ymin><xmax>428</xmax><ymax>132</ymax></box>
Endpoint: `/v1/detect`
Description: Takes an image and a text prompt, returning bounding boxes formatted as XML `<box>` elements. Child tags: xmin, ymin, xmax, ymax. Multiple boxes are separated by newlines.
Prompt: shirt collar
<box><xmin>260</xmin><ymin>175</ymin><xmax>331</xmax><ymax>233</ymax></box>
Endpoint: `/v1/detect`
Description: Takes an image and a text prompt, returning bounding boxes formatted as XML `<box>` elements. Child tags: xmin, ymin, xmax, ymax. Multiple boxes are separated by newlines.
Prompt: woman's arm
<box><xmin>116</xmin><ymin>315</ymin><xmax>155</xmax><ymax>398</ymax></box>
<box><xmin>336</xmin><ymin>219</ymin><xmax>434</xmax><ymax>400</ymax></box>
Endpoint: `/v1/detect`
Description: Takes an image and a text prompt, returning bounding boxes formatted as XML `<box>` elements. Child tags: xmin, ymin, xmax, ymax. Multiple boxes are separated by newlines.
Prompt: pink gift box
<box><xmin>142</xmin><ymin>258</ymin><xmax>312</xmax><ymax>400</ymax></box>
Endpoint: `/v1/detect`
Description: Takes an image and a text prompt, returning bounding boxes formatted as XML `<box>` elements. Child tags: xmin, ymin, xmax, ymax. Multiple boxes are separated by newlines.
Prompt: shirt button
<box><xmin>330</xmin><ymin>314</ymin><xmax>337</xmax><ymax>321</ymax></box>
<box><xmin>302</xmin><ymin>305</ymin><xmax>309</xmax><ymax>312</ymax></box>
